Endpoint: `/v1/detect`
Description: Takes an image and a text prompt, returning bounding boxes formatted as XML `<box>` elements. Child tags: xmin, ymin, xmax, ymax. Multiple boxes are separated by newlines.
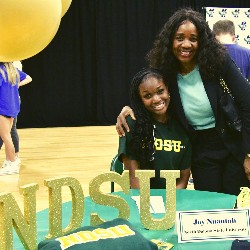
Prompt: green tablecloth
<box><xmin>14</xmin><ymin>189</ymin><xmax>237</xmax><ymax>250</ymax></box>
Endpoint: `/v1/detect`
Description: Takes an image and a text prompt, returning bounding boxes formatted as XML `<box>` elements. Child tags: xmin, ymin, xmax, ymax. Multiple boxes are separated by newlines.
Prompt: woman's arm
<box><xmin>116</xmin><ymin>106</ymin><xmax>135</xmax><ymax>136</ymax></box>
<box><xmin>223</xmin><ymin>57</ymin><xmax>250</xmax><ymax>154</ymax></box>
<box><xmin>222</xmin><ymin>57</ymin><xmax>250</xmax><ymax>179</ymax></box>
<box><xmin>121</xmin><ymin>154</ymin><xmax>140</xmax><ymax>189</ymax></box>
<box><xmin>176</xmin><ymin>168</ymin><xmax>190</xmax><ymax>189</ymax></box>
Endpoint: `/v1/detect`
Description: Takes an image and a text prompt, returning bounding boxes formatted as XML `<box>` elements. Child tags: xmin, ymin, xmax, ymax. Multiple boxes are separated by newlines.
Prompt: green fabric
<box><xmin>177</xmin><ymin>67</ymin><xmax>216</xmax><ymax>130</ymax></box>
<box><xmin>118</xmin><ymin>116</ymin><xmax>191</xmax><ymax>188</ymax></box>
<box><xmin>13</xmin><ymin>189</ymin><xmax>237</xmax><ymax>250</ymax></box>
<box><xmin>38</xmin><ymin>218</ymin><xmax>158</xmax><ymax>250</ymax></box>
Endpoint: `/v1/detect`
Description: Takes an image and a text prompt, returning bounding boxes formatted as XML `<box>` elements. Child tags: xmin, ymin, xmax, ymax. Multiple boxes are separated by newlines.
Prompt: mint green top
<box><xmin>177</xmin><ymin>67</ymin><xmax>215</xmax><ymax>130</ymax></box>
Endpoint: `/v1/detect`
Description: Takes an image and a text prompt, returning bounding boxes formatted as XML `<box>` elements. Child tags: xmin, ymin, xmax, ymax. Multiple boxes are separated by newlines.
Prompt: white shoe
<box><xmin>1</xmin><ymin>157</ymin><xmax>21</xmax><ymax>169</ymax></box>
<box><xmin>15</xmin><ymin>156</ymin><xmax>21</xmax><ymax>165</ymax></box>
<box><xmin>0</xmin><ymin>160</ymin><xmax>20</xmax><ymax>175</ymax></box>
<box><xmin>1</xmin><ymin>160</ymin><xmax>9</xmax><ymax>168</ymax></box>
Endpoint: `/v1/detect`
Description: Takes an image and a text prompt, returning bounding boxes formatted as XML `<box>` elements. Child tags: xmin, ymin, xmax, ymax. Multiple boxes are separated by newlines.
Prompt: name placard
<box><xmin>176</xmin><ymin>209</ymin><xmax>250</xmax><ymax>243</ymax></box>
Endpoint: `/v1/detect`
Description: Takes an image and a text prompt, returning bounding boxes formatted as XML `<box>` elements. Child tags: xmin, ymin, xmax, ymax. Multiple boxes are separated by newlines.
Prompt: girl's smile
<box><xmin>139</xmin><ymin>77</ymin><xmax>170</xmax><ymax>123</ymax></box>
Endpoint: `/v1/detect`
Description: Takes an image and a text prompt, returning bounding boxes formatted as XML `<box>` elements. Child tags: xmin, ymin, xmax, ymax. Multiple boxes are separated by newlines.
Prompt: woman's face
<box><xmin>172</xmin><ymin>20</ymin><xmax>198</xmax><ymax>70</ymax></box>
<box><xmin>139</xmin><ymin>77</ymin><xmax>170</xmax><ymax>123</ymax></box>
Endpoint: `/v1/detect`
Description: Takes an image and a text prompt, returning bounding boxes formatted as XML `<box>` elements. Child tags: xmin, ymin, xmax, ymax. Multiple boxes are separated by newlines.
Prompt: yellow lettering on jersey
<box><xmin>172</xmin><ymin>140</ymin><xmax>181</xmax><ymax>152</ymax></box>
<box><xmin>154</xmin><ymin>139</ymin><xmax>182</xmax><ymax>152</ymax></box>
<box><xmin>163</xmin><ymin>140</ymin><xmax>172</xmax><ymax>151</ymax></box>
<box><xmin>56</xmin><ymin>224</ymin><xmax>135</xmax><ymax>250</ymax></box>
<box><xmin>92</xmin><ymin>228</ymin><xmax>114</xmax><ymax>239</ymax></box>
<box><xmin>154</xmin><ymin>138</ymin><xmax>163</xmax><ymax>150</ymax></box>
<box><xmin>77</xmin><ymin>231</ymin><xmax>98</xmax><ymax>242</ymax></box>
<box><xmin>108</xmin><ymin>225</ymin><xmax>135</xmax><ymax>237</ymax></box>
<box><xmin>55</xmin><ymin>233</ymin><xmax>82</xmax><ymax>249</ymax></box>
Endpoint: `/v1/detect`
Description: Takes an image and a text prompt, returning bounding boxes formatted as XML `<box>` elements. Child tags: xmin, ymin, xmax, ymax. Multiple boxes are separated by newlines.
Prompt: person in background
<box><xmin>118</xmin><ymin>68</ymin><xmax>191</xmax><ymax>189</ymax></box>
<box><xmin>0</xmin><ymin>61</ymin><xmax>32</xmax><ymax>169</ymax></box>
<box><xmin>213</xmin><ymin>19</ymin><xmax>250</xmax><ymax>80</ymax></box>
<box><xmin>0</xmin><ymin>62</ymin><xmax>32</xmax><ymax>175</ymax></box>
<box><xmin>116</xmin><ymin>8</ymin><xmax>250</xmax><ymax>195</ymax></box>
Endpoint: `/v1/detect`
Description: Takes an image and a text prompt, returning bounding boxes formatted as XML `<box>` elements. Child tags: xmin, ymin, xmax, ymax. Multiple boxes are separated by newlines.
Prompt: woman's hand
<box><xmin>243</xmin><ymin>158</ymin><xmax>250</xmax><ymax>180</ymax></box>
<box><xmin>116</xmin><ymin>106</ymin><xmax>135</xmax><ymax>136</ymax></box>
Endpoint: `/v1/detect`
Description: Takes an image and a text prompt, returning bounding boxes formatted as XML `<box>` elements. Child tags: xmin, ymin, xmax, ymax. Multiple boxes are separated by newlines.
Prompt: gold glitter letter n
<box><xmin>0</xmin><ymin>183</ymin><xmax>39</xmax><ymax>250</ymax></box>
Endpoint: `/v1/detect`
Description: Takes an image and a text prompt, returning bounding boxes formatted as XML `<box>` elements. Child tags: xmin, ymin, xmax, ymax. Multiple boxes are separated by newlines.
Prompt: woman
<box><xmin>118</xmin><ymin>68</ymin><xmax>191</xmax><ymax>189</ymax></box>
<box><xmin>116</xmin><ymin>8</ymin><xmax>250</xmax><ymax>195</ymax></box>
<box><xmin>0</xmin><ymin>62</ymin><xmax>29</xmax><ymax>175</ymax></box>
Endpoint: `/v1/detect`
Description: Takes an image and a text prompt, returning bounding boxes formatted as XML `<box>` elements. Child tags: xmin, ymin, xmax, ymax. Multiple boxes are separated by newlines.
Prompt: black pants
<box><xmin>191</xmin><ymin>128</ymin><xmax>250</xmax><ymax>196</ymax></box>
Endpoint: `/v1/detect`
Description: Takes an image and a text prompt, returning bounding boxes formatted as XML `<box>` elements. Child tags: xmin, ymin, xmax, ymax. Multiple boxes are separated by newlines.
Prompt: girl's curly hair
<box><xmin>129</xmin><ymin>68</ymin><xmax>167</xmax><ymax>169</ymax></box>
<box><xmin>146</xmin><ymin>8</ymin><xmax>227</xmax><ymax>79</ymax></box>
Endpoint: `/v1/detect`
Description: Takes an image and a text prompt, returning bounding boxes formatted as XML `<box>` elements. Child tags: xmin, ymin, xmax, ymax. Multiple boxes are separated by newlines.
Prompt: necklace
<box><xmin>150</xmin><ymin>124</ymin><xmax>156</xmax><ymax>161</ymax></box>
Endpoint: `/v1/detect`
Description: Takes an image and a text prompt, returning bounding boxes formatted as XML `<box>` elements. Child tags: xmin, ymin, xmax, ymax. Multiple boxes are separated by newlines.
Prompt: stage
<box><xmin>0</xmin><ymin>126</ymin><xmax>119</xmax><ymax>212</ymax></box>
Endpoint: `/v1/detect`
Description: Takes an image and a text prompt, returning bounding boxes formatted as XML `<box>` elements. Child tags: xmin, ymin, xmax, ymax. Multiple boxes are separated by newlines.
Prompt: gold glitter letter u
<box><xmin>136</xmin><ymin>170</ymin><xmax>180</xmax><ymax>230</ymax></box>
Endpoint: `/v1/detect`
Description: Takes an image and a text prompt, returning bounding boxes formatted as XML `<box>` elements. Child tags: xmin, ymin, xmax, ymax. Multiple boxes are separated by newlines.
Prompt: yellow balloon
<box><xmin>61</xmin><ymin>0</ymin><xmax>72</xmax><ymax>17</ymax></box>
<box><xmin>0</xmin><ymin>0</ymin><xmax>62</xmax><ymax>62</ymax></box>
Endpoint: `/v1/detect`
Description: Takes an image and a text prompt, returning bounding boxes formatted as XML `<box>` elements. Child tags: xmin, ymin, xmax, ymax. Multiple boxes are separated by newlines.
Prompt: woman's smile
<box><xmin>172</xmin><ymin>20</ymin><xmax>198</xmax><ymax>73</ymax></box>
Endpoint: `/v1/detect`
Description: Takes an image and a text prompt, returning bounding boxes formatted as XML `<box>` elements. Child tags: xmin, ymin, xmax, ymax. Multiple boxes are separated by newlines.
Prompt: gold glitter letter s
<box><xmin>89</xmin><ymin>171</ymin><xmax>130</xmax><ymax>226</ymax></box>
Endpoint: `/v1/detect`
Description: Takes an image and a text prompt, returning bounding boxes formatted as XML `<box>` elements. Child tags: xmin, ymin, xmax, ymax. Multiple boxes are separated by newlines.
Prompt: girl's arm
<box><xmin>121</xmin><ymin>155</ymin><xmax>140</xmax><ymax>189</ymax></box>
<box><xmin>176</xmin><ymin>168</ymin><xmax>191</xmax><ymax>189</ymax></box>
<box><xmin>19</xmin><ymin>75</ymin><xmax>32</xmax><ymax>87</ymax></box>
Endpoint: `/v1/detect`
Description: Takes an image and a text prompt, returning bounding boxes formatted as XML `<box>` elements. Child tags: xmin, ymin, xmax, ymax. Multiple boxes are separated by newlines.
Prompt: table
<box><xmin>14</xmin><ymin>189</ymin><xmax>237</xmax><ymax>250</ymax></box>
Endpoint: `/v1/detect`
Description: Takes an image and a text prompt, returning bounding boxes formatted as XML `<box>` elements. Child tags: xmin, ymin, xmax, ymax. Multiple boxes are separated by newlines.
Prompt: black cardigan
<box><xmin>169</xmin><ymin>55</ymin><xmax>250</xmax><ymax>164</ymax></box>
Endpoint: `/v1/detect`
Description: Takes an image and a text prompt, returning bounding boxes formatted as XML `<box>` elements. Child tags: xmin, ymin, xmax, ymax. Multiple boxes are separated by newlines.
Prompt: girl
<box><xmin>118</xmin><ymin>68</ymin><xmax>191</xmax><ymax>189</ymax></box>
<box><xmin>0</xmin><ymin>62</ymin><xmax>30</xmax><ymax>175</ymax></box>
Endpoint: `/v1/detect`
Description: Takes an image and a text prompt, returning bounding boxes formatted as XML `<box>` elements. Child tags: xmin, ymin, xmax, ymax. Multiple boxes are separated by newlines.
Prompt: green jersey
<box><xmin>118</xmin><ymin>116</ymin><xmax>191</xmax><ymax>188</ymax></box>
<box><xmin>38</xmin><ymin>218</ymin><xmax>157</xmax><ymax>250</ymax></box>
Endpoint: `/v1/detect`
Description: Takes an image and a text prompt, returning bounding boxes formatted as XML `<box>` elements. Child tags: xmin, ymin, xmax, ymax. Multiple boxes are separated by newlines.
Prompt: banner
<box><xmin>205</xmin><ymin>7</ymin><xmax>250</xmax><ymax>49</ymax></box>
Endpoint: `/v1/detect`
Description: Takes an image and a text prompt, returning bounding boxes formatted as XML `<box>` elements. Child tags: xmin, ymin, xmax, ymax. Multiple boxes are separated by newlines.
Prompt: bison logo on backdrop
<box><xmin>244</xmin><ymin>9</ymin><xmax>250</xmax><ymax>18</ymax></box>
<box><xmin>235</xmin><ymin>35</ymin><xmax>240</xmax><ymax>44</ymax></box>
<box><xmin>206</xmin><ymin>8</ymin><xmax>214</xmax><ymax>17</ymax></box>
<box><xmin>244</xmin><ymin>35</ymin><xmax>250</xmax><ymax>45</ymax></box>
<box><xmin>238</xmin><ymin>21</ymin><xmax>247</xmax><ymax>31</ymax></box>
<box><xmin>219</xmin><ymin>8</ymin><xmax>227</xmax><ymax>17</ymax></box>
<box><xmin>232</xmin><ymin>9</ymin><xmax>240</xmax><ymax>18</ymax></box>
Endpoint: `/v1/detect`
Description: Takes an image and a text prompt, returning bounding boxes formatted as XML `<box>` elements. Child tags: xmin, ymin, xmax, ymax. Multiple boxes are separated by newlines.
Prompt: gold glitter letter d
<box><xmin>44</xmin><ymin>177</ymin><xmax>84</xmax><ymax>239</ymax></box>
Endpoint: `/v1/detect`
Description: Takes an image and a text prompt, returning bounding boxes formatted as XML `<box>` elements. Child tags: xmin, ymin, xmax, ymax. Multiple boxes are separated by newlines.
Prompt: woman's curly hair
<box><xmin>129</xmin><ymin>68</ymin><xmax>167</xmax><ymax>169</ymax></box>
<box><xmin>146</xmin><ymin>7</ymin><xmax>227</xmax><ymax>79</ymax></box>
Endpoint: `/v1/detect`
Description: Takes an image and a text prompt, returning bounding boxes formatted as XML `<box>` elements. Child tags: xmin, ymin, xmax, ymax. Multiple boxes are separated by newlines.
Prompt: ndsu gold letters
<box><xmin>0</xmin><ymin>170</ymin><xmax>179</xmax><ymax>249</ymax></box>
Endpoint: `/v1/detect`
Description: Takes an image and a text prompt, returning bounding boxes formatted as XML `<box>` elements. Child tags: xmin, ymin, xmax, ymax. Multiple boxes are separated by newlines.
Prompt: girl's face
<box><xmin>139</xmin><ymin>77</ymin><xmax>170</xmax><ymax>123</ymax></box>
<box><xmin>172</xmin><ymin>20</ymin><xmax>198</xmax><ymax>71</ymax></box>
